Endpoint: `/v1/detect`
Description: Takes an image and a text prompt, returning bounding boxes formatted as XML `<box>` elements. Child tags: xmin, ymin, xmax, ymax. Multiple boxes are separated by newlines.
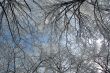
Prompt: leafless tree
<box><xmin>0</xmin><ymin>0</ymin><xmax>110</xmax><ymax>73</ymax></box>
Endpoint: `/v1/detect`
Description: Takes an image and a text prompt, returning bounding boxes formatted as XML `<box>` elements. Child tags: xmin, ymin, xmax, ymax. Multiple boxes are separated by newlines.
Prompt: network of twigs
<box><xmin>44</xmin><ymin>0</ymin><xmax>110</xmax><ymax>41</ymax></box>
<box><xmin>0</xmin><ymin>0</ymin><xmax>110</xmax><ymax>42</ymax></box>
<box><xmin>0</xmin><ymin>0</ymin><xmax>34</xmax><ymax>53</ymax></box>
<box><xmin>0</xmin><ymin>0</ymin><xmax>31</xmax><ymax>39</ymax></box>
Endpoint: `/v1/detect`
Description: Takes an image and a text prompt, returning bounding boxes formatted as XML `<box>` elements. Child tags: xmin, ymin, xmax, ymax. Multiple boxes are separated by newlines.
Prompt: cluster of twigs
<box><xmin>0</xmin><ymin>0</ymin><xmax>32</xmax><ymax>42</ymax></box>
<box><xmin>0</xmin><ymin>0</ymin><xmax>35</xmax><ymax>55</ymax></box>
<box><xmin>45</xmin><ymin>0</ymin><xmax>85</xmax><ymax>27</ymax></box>
<box><xmin>44</xmin><ymin>0</ymin><xmax>110</xmax><ymax>42</ymax></box>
